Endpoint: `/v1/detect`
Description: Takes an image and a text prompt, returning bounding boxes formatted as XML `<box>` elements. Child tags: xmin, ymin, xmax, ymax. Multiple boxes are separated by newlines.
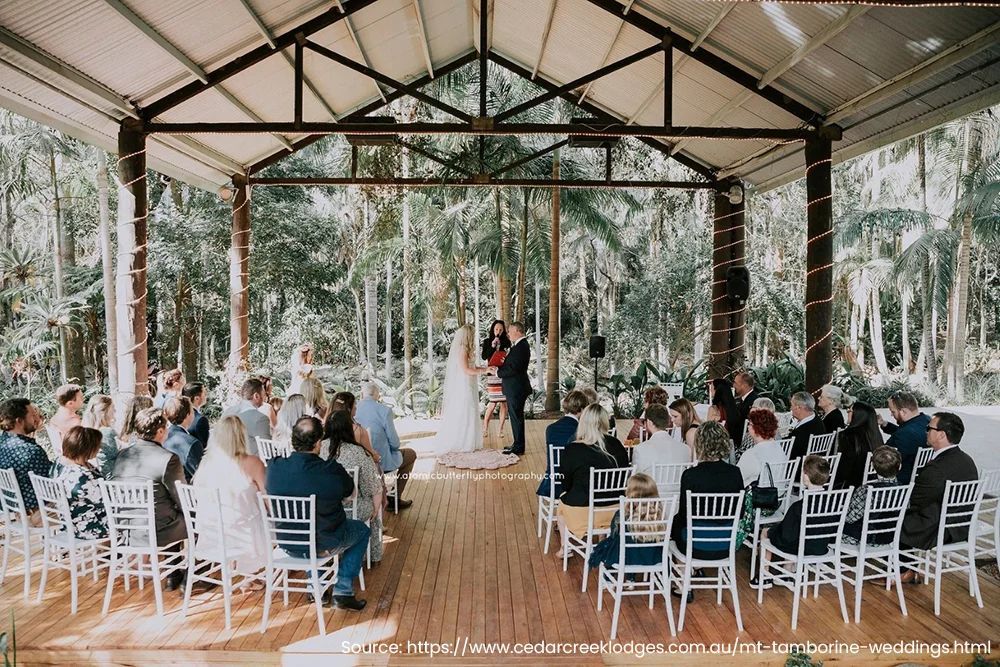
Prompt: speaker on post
<box><xmin>589</xmin><ymin>335</ymin><xmax>606</xmax><ymax>359</ymax></box>
<box><xmin>726</xmin><ymin>267</ymin><xmax>751</xmax><ymax>304</ymax></box>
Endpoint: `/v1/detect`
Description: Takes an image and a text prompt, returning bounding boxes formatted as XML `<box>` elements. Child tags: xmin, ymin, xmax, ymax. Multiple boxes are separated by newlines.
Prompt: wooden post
<box><xmin>229</xmin><ymin>173</ymin><xmax>251</xmax><ymax>371</ymax></box>
<box><xmin>805</xmin><ymin>133</ymin><xmax>834</xmax><ymax>394</ymax></box>
<box><xmin>115</xmin><ymin>119</ymin><xmax>149</xmax><ymax>398</ymax></box>
<box><xmin>96</xmin><ymin>149</ymin><xmax>118</xmax><ymax>395</ymax></box>
<box><xmin>544</xmin><ymin>149</ymin><xmax>561</xmax><ymax>412</ymax></box>
<box><xmin>727</xmin><ymin>181</ymin><xmax>746</xmax><ymax>371</ymax></box>
<box><xmin>708</xmin><ymin>188</ymin><xmax>731</xmax><ymax>379</ymax></box>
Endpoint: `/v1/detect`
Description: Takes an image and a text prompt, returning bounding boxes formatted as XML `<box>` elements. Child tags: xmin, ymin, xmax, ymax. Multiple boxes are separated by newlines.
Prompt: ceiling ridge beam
<box><xmin>533</xmin><ymin>0</ymin><xmax>558</xmax><ymax>79</ymax></box>
<box><xmin>582</xmin><ymin>0</ymin><xmax>820</xmax><ymax>124</ymax></box>
<box><xmin>757</xmin><ymin>6</ymin><xmax>868</xmax><ymax>90</ymax></box>
<box><xmin>411</xmin><ymin>0</ymin><xmax>435</xmax><ymax>78</ymax></box>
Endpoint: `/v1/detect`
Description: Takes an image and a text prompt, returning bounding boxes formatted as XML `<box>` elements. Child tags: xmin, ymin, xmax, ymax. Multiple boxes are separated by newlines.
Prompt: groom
<box><xmin>498</xmin><ymin>322</ymin><xmax>532</xmax><ymax>456</ymax></box>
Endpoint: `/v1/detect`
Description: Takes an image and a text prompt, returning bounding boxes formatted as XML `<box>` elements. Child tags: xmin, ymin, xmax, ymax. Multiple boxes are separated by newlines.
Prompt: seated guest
<box><xmin>266</xmin><ymin>416</ymin><xmax>368</xmax><ymax>611</ymax></box>
<box><xmin>193</xmin><ymin>416</ymin><xmax>267</xmax><ymax>579</ymax></box>
<box><xmin>557</xmin><ymin>404</ymin><xmax>624</xmax><ymax>539</ymax></box>
<box><xmin>221</xmin><ymin>378</ymin><xmax>272</xmax><ymax>456</ymax></box>
<box><xmin>111</xmin><ymin>408</ymin><xmax>187</xmax><ymax>589</ymax></box>
<box><xmin>163</xmin><ymin>397</ymin><xmax>204</xmax><ymax>481</ymax></box>
<box><xmin>670</xmin><ymin>421</ymin><xmax>744</xmax><ymax>559</ymax></box>
<box><xmin>257</xmin><ymin>376</ymin><xmax>278</xmax><ymax>429</ymax></box>
<box><xmin>709</xmin><ymin>378</ymin><xmax>743</xmax><ymax>449</ymax></box>
<box><xmin>878</xmin><ymin>391</ymin><xmax>930</xmax><ymax>483</ymax></box>
<box><xmin>50</xmin><ymin>426</ymin><xmax>108</xmax><ymax>539</ymax></box>
<box><xmin>119</xmin><ymin>396</ymin><xmax>153</xmax><ymax>443</ymax></box>
<box><xmin>300</xmin><ymin>378</ymin><xmax>329</xmax><ymax>419</ymax></box>
<box><xmin>632</xmin><ymin>404</ymin><xmax>692</xmax><ymax>475</ymax></box>
<box><xmin>834</xmin><ymin>402</ymin><xmax>882</xmax><ymax>489</ymax></box>
<box><xmin>50</xmin><ymin>384</ymin><xmax>84</xmax><ymax>435</ymax></box>
<box><xmin>754</xmin><ymin>455</ymin><xmax>832</xmax><ymax>583</ymax></box>
<box><xmin>736</xmin><ymin>397</ymin><xmax>775</xmax><ymax>461</ymax></box>
<box><xmin>900</xmin><ymin>413</ymin><xmax>979</xmax><ymax>578</ymax></box>
<box><xmin>588</xmin><ymin>473</ymin><xmax>667</xmax><ymax>571</ymax></box>
<box><xmin>181</xmin><ymin>382</ymin><xmax>210</xmax><ymax>449</ymax></box>
<box><xmin>668</xmin><ymin>398</ymin><xmax>701</xmax><ymax>451</ymax></box>
<box><xmin>737</xmin><ymin>409</ymin><xmax>787</xmax><ymax>488</ymax></box>
<box><xmin>843</xmin><ymin>446</ymin><xmax>904</xmax><ymax>545</ymax></box>
<box><xmin>274</xmin><ymin>394</ymin><xmax>308</xmax><ymax>446</ymax></box>
<box><xmin>153</xmin><ymin>369</ymin><xmax>185</xmax><ymax>409</ymax></box>
<box><xmin>536</xmin><ymin>389</ymin><xmax>587</xmax><ymax>498</ymax></box>
<box><xmin>0</xmin><ymin>398</ymin><xmax>50</xmax><ymax>521</ymax></box>
<box><xmin>733</xmin><ymin>371</ymin><xmax>761</xmax><ymax>422</ymax></box>
<box><xmin>819</xmin><ymin>384</ymin><xmax>853</xmax><ymax>432</ymax></box>
<box><xmin>626</xmin><ymin>386</ymin><xmax>670</xmax><ymax>443</ymax></box>
<box><xmin>356</xmin><ymin>382</ymin><xmax>416</xmax><ymax>511</ymax></box>
<box><xmin>787</xmin><ymin>391</ymin><xmax>827</xmax><ymax>459</ymax></box>
<box><xmin>327</xmin><ymin>410</ymin><xmax>385</xmax><ymax>563</ymax></box>
<box><xmin>82</xmin><ymin>394</ymin><xmax>119</xmax><ymax>477</ymax></box>
<box><xmin>327</xmin><ymin>392</ymin><xmax>380</xmax><ymax>464</ymax></box>
<box><xmin>581</xmin><ymin>387</ymin><xmax>617</xmax><ymax>440</ymax></box>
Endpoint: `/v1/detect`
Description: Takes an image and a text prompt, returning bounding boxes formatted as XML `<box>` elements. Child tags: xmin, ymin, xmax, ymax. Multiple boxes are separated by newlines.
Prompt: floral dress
<box><xmin>50</xmin><ymin>459</ymin><xmax>109</xmax><ymax>540</ymax></box>
<box><xmin>335</xmin><ymin>441</ymin><xmax>384</xmax><ymax>562</ymax></box>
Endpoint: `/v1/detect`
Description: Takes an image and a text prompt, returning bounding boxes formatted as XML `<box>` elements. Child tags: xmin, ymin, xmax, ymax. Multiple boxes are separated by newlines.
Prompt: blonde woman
<box><xmin>274</xmin><ymin>394</ymin><xmax>308</xmax><ymax>445</ymax></box>
<box><xmin>81</xmin><ymin>395</ymin><xmax>119</xmax><ymax>477</ymax></box>
<box><xmin>288</xmin><ymin>343</ymin><xmax>315</xmax><ymax>395</ymax></box>
<box><xmin>588</xmin><ymin>473</ymin><xmax>667</xmax><ymax>570</ymax></box>
<box><xmin>434</xmin><ymin>324</ymin><xmax>493</xmax><ymax>454</ymax></box>
<box><xmin>300</xmin><ymin>377</ymin><xmax>328</xmax><ymax>419</ymax></box>
<box><xmin>819</xmin><ymin>384</ymin><xmax>854</xmax><ymax>432</ymax></box>
<box><xmin>192</xmin><ymin>416</ymin><xmax>268</xmax><ymax>580</ymax></box>
<box><xmin>118</xmin><ymin>395</ymin><xmax>153</xmax><ymax>443</ymax></box>
<box><xmin>557</xmin><ymin>403</ymin><xmax>622</xmax><ymax>537</ymax></box>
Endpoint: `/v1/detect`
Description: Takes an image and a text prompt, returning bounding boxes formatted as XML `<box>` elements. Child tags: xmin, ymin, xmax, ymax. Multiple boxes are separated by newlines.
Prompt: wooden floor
<box><xmin>3</xmin><ymin>419</ymin><xmax>999</xmax><ymax>666</ymax></box>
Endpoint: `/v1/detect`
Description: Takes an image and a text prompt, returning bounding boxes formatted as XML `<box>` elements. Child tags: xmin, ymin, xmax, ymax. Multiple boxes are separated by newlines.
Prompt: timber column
<box><xmin>709</xmin><ymin>183</ymin><xmax>746</xmax><ymax>378</ymax></box>
<box><xmin>115</xmin><ymin>119</ymin><xmax>149</xmax><ymax>398</ymax></box>
<box><xmin>229</xmin><ymin>173</ymin><xmax>251</xmax><ymax>370</ymax></box>
<box><xmin>804</xmin><ymin>128</ymin><xmax>837</xmax><ymax>394</ymax></box>
<box><xmin>726</xmin><ymin>180</ymin><xmax>747</xmax><ymax>372</ymax></box>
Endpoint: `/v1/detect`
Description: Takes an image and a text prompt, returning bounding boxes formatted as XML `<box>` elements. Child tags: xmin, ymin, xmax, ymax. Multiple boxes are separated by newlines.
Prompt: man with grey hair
<box><xmin>355</xmin><ymin>381</ymin><xmax>416</xmax><ymax>511</ymax></box>
<box><xmin>787</xmin><ymin>390</ymin><xmax>827</xmax><ymax>459</ymax></box>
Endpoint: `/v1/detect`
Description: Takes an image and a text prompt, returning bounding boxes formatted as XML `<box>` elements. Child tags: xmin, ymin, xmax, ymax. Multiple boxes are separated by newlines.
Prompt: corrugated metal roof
<box><xmin>1</xmin><ymin>0</ymin><xmax>997</xmax><ymax>191</ymax></box>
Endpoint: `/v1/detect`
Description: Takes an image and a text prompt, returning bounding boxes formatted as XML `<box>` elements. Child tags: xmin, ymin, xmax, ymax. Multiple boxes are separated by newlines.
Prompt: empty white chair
<box><xmin>256</xmin><ymin>438</ymin><xmax>290</xmax><ymax>466</ymax></box>
<box><xmin>44</xmin><ymin>425</ymin><xmax>63</xmax><ymax>457</ymax></box>
<box><xmin>537</xmin><ymin>444</ymin><xmax>564</xmax><ymax>554</ymax></box>
<box><xmin>650</xmin><ymin>462</ymin><xmax>694</xmax><ymax>500</ymax></box>
<box><xmin>258</xmin><ymin>492</ymin><xmax>340</xmax><ymax>635</ymax></box>
<box><xmin>757</xmin><ymin>487</ymin><xmax>852</xmax><ymax>630</ymax></box>
<box><xmin>668</xmin><ymin>491</ymin><xmax>746</xmax><ymax>632</ymax></box>
<box><xmin>975</xmin><ymin>469</ymin><xmax>999</xmax><ymax>573</ymax></box>
<box><xmin>902</xmin><ymin>479</ymin><xmax>985</xmax><ymax>617</ymax></box>
<box><xmin>841</xmin><ymin>483</ymin><xmax>914</xmax><ymax>622</ymax></box>
<box><xmin>663</xmin><ymin>383</ymin><xmax>684</xmax><ymax>401</ymax></box>
<box><xmin>596</xmin><ymin>496</ymin><xmax>677</xmax><ymax>639</ymax></box>
<box><xmin>807</xmin><ymin>432</ymin><xmax>837</xmax><ymax>457</ymax></box>
<box><xmin>912</xmin><ymin>447</ymin><xmax>933</xmax><ymax>482</ymax></box>
<box><xmin>0</xmin><ymin>468</ymin><xmax>44</xmax><ymax>600</ymax></box>
<box><xmin>100</xmin><ymin>480</ymin><xmax>186</xmax><ymax>617</ymax></box>
<box><xmin>30</xmin><ymin>472</ymin><xmax>109</xmax><ymax>614</ymax></box>
<box><xmin>563</xmin><ymin>466</ymin><xmax>631</xmax><ymax>592</ymax></box>
<box><xmin>778</xmin><ymin>437</ymin><xmax>794</xmax><ymax>461</ymax></box>
<box><xmin>745</xmin><ymin>458</ymin><xmax>802</xmax><ymax>580</ymax></box>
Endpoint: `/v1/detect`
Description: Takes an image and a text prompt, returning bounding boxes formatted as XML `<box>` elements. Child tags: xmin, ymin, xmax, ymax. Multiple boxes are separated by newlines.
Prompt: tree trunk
<box><xmin>869</xmin><ymin>291</ymin><xmax>889</xmax><ymax>376</ymax></box>
<box><xmin>857</xmin><ymin>291</ymin><xmax>868</xmax><ymax>367</ymax></box>
<box><xmin>353</xmin><ymin>288</ymin><xmax>367</xmax><ymax>366</ymax></box>
<box><xmin>545</xmin><ymin>149</ymin><xmax>561</xmax><ymax>411</ymax></box>
<box><xmin>384</xmin><ymin>257</ymin><xmax>392</xmax><ymax>379</ymax></box>
<box><xmin>535</xmin><ymin>280</ymin><xmax>543</xmax><ymax>391</ymax></box>
<box><xmin>953</xmin><ymin>208</ymin><xmax>973</xmax><ymax>401</ymax></box>
<box><xmin>426</xmin><ymin>306</ymin><xmax>434</xmax><ymax>387</ymax></box>
<box><xmin>49</xmin><ymin>146</ymin><xmax>69</xmax><ymax>383</ymax></box>
<box><xmin>96</xmin><ymin>150</ymin><xmax>118</xmax><ymax>394</ymax></box>
<box><xmin>402</xmin><ymin>153</ymin><xmax>413</xmax><ymax>405</ymax></box>
<box><xmin>901</xmin><ymin>296</ymin><xmax>912</xmax><ymax>373</ymax></box>
<box><xmin>515</xmin><ymin>188</ymin><xmax>528</xmax><ymax>322</ymax></box>
<box><xmin>365</xmin><ymin>274</ymin><xmax>377</xmax><ymax>375</ymax></box>
<box><xmin>474</xmin><ymin>260</ymin><xmax>481</xmax><ymax>339</ymax></box>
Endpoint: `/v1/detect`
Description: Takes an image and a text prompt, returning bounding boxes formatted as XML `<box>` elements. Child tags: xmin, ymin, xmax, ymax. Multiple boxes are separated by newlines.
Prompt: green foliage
<box><xmin>748</xmin><ymin>356</ymin><xmax>806</xmax><ymax>411</ymax></box>
<box><xmin>833</xmin><ymin>366</ymin><xmax>935</xmax><ymax>408</ymax></box>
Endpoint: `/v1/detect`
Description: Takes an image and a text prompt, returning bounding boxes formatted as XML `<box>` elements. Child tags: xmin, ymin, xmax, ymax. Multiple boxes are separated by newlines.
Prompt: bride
<box><xmin>435</xmin><ymin>324</ymin><xmax>493</xmax><ymax>453</ymax></box>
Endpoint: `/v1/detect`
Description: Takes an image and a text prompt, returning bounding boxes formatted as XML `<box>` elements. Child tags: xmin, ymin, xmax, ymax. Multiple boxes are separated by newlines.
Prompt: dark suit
<box><xmin>266</xmin><ymin>451</ymin><xmax>355</xmax><ymax>551</ymax></box>
<box><xmin>163</xmin><ymin>423</ymin><xmax>204</xmax><ymax>482</ymax></box>
<box><xmin>736</xmin><ymin>389</ymin><xmax>760</xmax><ymax>420</ymax></box>
<box><xmin>110</xmin><ymin>440</ymin><xmax>187</xmax><ymax>545</ymax></box>
<box><xmin>901</xmin><ymin>447</ymin><xmax>978</xmax><ymax>550</ymax></box>
<box><xmin>497</xmin><ymin>337</ymin><xmax>532</xmax><ymax>453</ymax></box>
<box><xmin>882</xmin><ymin>412</ymin><xmax>930</xmax><ymax>482</ymax></box>
<box><xmin>671</xmin><ymin>460</ymin><xmax>744</xmax><ymax>559</ymax></box>
<box><xmin>536</xmin><ymin>415</ymin><xmax>578</xmax><ymax>496</ymax></box>
<box><xmin>788</xmin><ymin>415</ymin><xmax>827</xmax><ymax>459</ymax></box>
<box><xmin>188</xmin><ymin>408</ymin><xmax>209</xmax><ymax>450</ymax></box>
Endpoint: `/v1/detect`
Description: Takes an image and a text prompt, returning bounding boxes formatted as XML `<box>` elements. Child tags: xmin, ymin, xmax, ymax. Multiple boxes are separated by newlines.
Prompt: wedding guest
<box><xmin>153</xmin><ymin>369</ymin><xmax>185</xmax><ymax>409</ymax></box>
<box><xmin>536</xmin><ymin>389</ymin><xmax>587</xmax><ymax>498</ymax></box>
<box><xmin>0</xmin><ymin>398</ymin><xmax>50</xmax><ymax>519</ymax></box>
<box><xmin>288</xmin><ymin>343</ymin><xmax>315</xmax><ymax>395</ymax></box>
<box><xmin>581</xmin><ymin>387</ymin><xmax>618</xmax><ymax>445</ymax></box>
<box><xmin>356</xmin><ymin>382</ymin><xmax>416</xmax><ymax>511</ymax></box>
<box><xmin>834</xmin><ymin>402</ymin><xmax>882</xmax><ymax>489</ymax></box>
<box><xmin>275</xmin><ymin>394</ymin><xmax>308</xmax><ymax>446</ymax></box>
<box><xmin>632</xmin><ymin>404</ymin><xmax>691</xmax><ymax>475</ymax></box>
<box><xmin>119</xmin><ymin>396</ymin><xmax>154</xmax><ymax>443</ymax></box>
<box><xmin>787</xmin><ymin>391</ymin><xmax>827</xmax><ymax>459</ymax></box>
<box><xmin>736</xmin><ymin>397</ymin><xmax>776</xmax><ymax>460</ymax></box>
<box><xmin>668</xmin><ymin>398</ymin><xmax>701</xmax><ymax>451</ymax></box>
<box><xmin>878</xmin><ymin>391</ymin><xmax>930</xmax><ymax>483</ymax></box>
<box><xmin>736</xmin><ymin>409</ymin><xmax>786</xmax><ymax>488</ymax></box>
<box><xmin>709</xmin><ymin>378</ymin><xmax>742</xmax><ymax>448</ymax></box>
<box><xmin>327</xmin><ymin>410</ymin><xmax>385</xmax><ymax>563</ymax></box>
<box><xmin>257</xmin><ymin>376</ymin><xmax>278</xmax><ymax>429</ymax></box>
<box><xmin>588</xmin><ymin>473</ymin><xmax>667</xmax><ymax>571</ymax></box>
<box><xmin>819</xmin><ymin>384</ymin><xmax>853</xmax><ymax>432</ymax></box>
<box><xmin>221</xmin><ymin>378</ymin><xmax>271</xmax><ymax>456</ymax></box>
<box><xmin>557</xmin><ymin>404</ymin><xmax>624</xmax><ymax>538</ymax></box>
<box><xmin>163</xmin><ymin>397</ymin><xmax>204</xmax><ymax>481</ymax></box>
<box><xmin>843</xmin><ymin>446</ymin><xmax>904</xmax><ymax>545</ymax></box>
<box><xmin>193</xmin><ymin>416</ymin><xmax>268</xmax><ymax>579</ymax></box>
<box><xmin>733</xmin><ymin>372</ymin><xmax>760</xmax><ymax>422</ymax></box>
<box><xmin>626</xmin><ymin>386</ymin><xmax>670</xmax><ymax>443</ymax></box>
<box><xmin>300</xmin><ymin>377</ymin><xmax>328</xmax><ymax>419</ymax></box>
<box><xmin>481</xmin><ymin>320</ymin><xmax>511</xmax><ymax>437</ymax></box>
<box><xmin>50</xmin><ymin>384</ymin><xmax>84</xmax><ymax>435</ymax></box>
<box><xmin>182</xmin><ymin>382</ymin><xmax>210</xmax><ymax>449</ymax></box>
<box><xmin>327</xmin><ymin>392</ymin><xmax>381</xmax><ymax>465</ymax></box>
<box><xmin>49</xmin><ymin>426</ymin><xmax>108</xmax><ymax>539</ymax></box>
<box><xmin>81</xmin><ymin>395</ymin><xmax>119</xmax><ymax>477</ymax></box>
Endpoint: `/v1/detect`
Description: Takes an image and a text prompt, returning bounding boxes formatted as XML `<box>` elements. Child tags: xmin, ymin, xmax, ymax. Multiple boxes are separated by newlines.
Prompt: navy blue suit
<box><xmin>163</xmin><ymin>423</ymin><xmax>203</xmax><ymax>481</ymax></box>
<box><xmin>189</xmin><ymin>408</ymin><xmax>209</xmax><ymax>449</ymax></box>
<box><xmin>882</xmin><ymin>412</ymin><xmax>930</xmax><ymax>482</ymax></box>
<box><xmin>536</xmin><ymin>415</ymin><xmax>578</xmax><ymax>496</ymax></box>
<box><xmin>266</xmin><ymin>451</ymin><xmax>355</xmax><ymax>551</ymax></box>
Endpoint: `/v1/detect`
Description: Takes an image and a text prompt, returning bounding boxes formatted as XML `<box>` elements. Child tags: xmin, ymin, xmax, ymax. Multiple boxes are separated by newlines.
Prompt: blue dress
<box><xmin>588</xmin><ymin>510</ymin><xmax>665</xmax><ymax>569</ymax></box>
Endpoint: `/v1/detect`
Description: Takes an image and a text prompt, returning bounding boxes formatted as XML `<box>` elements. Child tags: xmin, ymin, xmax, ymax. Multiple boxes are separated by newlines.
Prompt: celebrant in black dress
<box><xmin>481</xmin><ymin>319</ymin><xmax>511</xmax><ymax>438</ymax></box>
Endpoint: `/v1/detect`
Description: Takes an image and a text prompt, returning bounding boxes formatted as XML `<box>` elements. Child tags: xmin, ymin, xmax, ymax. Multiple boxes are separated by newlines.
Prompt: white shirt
<box><xmin>931</xmin><ymin>444</ymin><xmax>958</xmax><ymax>460</ymax></box>
<box><xmin>632</xmin><ymin>430</ymin><xmax>692</xmax><ymax>475</ymax></box>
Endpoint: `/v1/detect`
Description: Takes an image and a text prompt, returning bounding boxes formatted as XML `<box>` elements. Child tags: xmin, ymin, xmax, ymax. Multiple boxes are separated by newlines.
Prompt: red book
<box><xmin>488</xmin><ymin>350</ymin><xmax>507</xmax><ymax>367</ymax></box>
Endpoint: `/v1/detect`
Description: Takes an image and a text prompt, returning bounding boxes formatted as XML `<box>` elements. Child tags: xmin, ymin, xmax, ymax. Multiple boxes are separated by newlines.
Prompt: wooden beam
<box><xmin>479</xmin><ymin>0</ymin><xmax>488</xmax><ymax>117</ymax></box>
<box><xmin>757</xmin><ymin>6</ymin><xmax>868</xmax><ymax>90</ymax></box>
<box><xmin>662</xmin><ymin>32</ymin><xmax>672</xmax><ymax>127</ymax></box>
<box><xmin>248</xmin><ymin>176</ymin><xmax>717</xmax><ymax>189</ymax></box>
<box><xmin>671</xmin><ymin>90</ymin><xmax>752</xmax><ymax>155</ymax></box>
<box><xmin>294</xmin><ymin>41</ymin><xmax>303</xmax><ymax>128</ymax></box>
<box><xmin>533</xmin><ymin>0</ymin><xmax>558</xmax><ymax>79</ymax></box>
<box><xmin>493</xmin><ymin>139</ymin><xmax>569</xmax><ymax>175</ymax></box>
<box><xmin>333</xmin><ymin>0</ymin><xmax>387</xmax><ymax>102</ymax></box>
<box><xmin>233</xmin><ymin>0</ymin><xmax>276</xmax><ymax>48</ymax></box>
<box><xmin>229</xmin><ymin>173</ymin><xmax>251</xmax><ymax>370</ymax></box>
<box><xmin>411</xmin><ymin>0</ymin><xmax>434</xmax><ymax>78</ymax></box>
<box><xmin>692</xmin><ymin>3</ymin><xmax>734</xmax><ymax>52</ymax></box>
<box><xmin>626</xmin><ymin>80</ymin><xmax>662</xmax><ymax>125</ymax></box>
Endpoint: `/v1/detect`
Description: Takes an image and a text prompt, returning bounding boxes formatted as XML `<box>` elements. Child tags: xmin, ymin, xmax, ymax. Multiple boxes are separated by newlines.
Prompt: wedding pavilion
<box><xmin>0</xmin><ymin>0</ymin><xmax>999</xmax><ymax>663</ymax></box>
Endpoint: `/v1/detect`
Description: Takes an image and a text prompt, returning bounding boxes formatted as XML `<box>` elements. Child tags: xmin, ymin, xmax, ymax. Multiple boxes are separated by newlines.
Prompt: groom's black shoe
<box><xmin>503</xmin><ymin>446</ymin><xmax>525</xmax><ymax>455</ymax></box>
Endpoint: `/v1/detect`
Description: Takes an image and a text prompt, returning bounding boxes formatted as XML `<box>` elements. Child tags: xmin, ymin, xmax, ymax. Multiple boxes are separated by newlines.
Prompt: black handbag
<box><xmin>751</xmin><ymin>462</ymin><xmax>780</xmax><ymax>511</ymax></box>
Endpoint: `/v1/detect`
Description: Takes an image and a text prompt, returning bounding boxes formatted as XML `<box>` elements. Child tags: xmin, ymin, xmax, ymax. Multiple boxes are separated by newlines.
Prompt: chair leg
<box><xmin>561</xmin><ymin>525</ymin><xmax>570</xmax><ymax>572</ymax></box>
<box><xmin>36</xmin><ymin>540</ymin><xmax>48</xmax><ymax>603</ymax></box>
<box><xmin>833</xmin><ymin>559</ymin><xmax>849</xmax><ymax>624</ymax></box>
<box><xmin>596</xmin><ymin>564</ymin><xmax>604</xmax><ymax>611</ymax></box>
<box><xmin>791</xmin><ymin>563</ymin><xmax>804</xmax><ymax>631</ymax></box>
<box><xmin>677</xmin><ymin>564</ymin><xmax>692</xmax><ymax>632</ymax></box>
<box><xmin>102</xmin><ymin>551</ymin><xmax>118</xmax><ymax>616</ymax></box>
<box><xmin>544</xmin><ymin>507</ymin><xmax>555</xmax><ymax>555</ymax></box>
<box><xmin>582</xmin><ymin>540</ymin><xmax>592</xmax><ymax>592</ymax></box>
<box><xmin>22</xmin><ymin>535</ymin><xmax>32</xmax><ymax>601</ymax></box>
<box><xmin>892</xmin><ymin>555</ymin><xmax>908</xmax><ymax>617</ymax></box>
<box><xmin>968</xmin><ymin>545</ymin><xmax>984</xmax><ymax>609</ymax></box>
<box><xmin>610</xmin><ymin>573</ymin><xmax>624</xmax><ymax>640</ymax></box>
<box><xmin>69</xmin><ymin>549</ymin><xmax>79</xmax><ymax>615</ymax></box>
<box><xmin>222</xmin><ymin>563</ymin><xmax>234</xmax><ymax>631</ymax></box>
<box><xmin>181</xmin><ymin>556</ymin><xmax>196</xmax><ymax>620</ymax></box>
<box><xmin>260</xmin><ymin>567</ymin><xmax>274</xmax><ymax>634</ymax></box>
<box><xmin>150</xmin><ymin>553</ymin><xmax>165</xmax><ymax>617</ymax></box>
<box><xmin>0</xmin><ymin>530</ymin><xmax>10</xmax><ymax>586</ymax></box>
<box><xmin>662</xmin><ymin>568</ymin><xmax>677</xmax><ymax>637</ymax></box>
<box><xmin>853</xmin><ymin>559</ymin><xmax>864</xmax><ymax>623</ymax></box>
<box><xmin>312</xmin><ymin>570</ymin><xmax>326</xmax><ymax>636</ymax></box>
<box><xmin>933</xmin><ymin>551</ymin><xmax>943</xmax><ymax>616</ymax></box>
<box><xmin>728</xmin><ymin>564</ymin><xmax>743</xmax><ymax>632</ymax></box>
<box><xmin>536</xmin><ymin>497</ymin><xmax>544</xmax><ymax>538</ymax></box>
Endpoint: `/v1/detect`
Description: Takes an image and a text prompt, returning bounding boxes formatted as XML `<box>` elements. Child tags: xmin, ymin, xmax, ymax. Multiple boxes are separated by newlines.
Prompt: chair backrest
<box><xmin>912</xmin><ymin>447</ymin><xmax>933</xmax><ymax>482</ymax></box>
<box><xmin>616</xmin><ymin>496</ymin><xmax>675</xmax><ymax>566</ymax></box>
<box><xmin>29</xmin><ymin>472</ymin><xmax>75</xmax><ymax>540</ymax></box>
<box><xmin>858</xmin><ymin>483</ymin><xmax>913</xmax><ymax>548</ymax></box>
<box><xmin>256</xmin><ymin>438</ymin><xmax>290</xmax><ymax>465</ymax></box>
<box><xmin>257</xmin><ymin>492</ymin><xmax>318</xmax><ymax>562</ymax></box>
<box><xmin>588</xmin><ymin>467</ymin><xmax>632</xmax><ymax>524</ymax></box>
<box><xmin>807</xmin><ymin>432</ymin><xmax>837</xmax><ymax>456</ymax></box>
<box><xmin>936</xmin><ymin>479</ymin><xmax>983</xmax><ymax>546</ymax></box>
<box><xmin>175</xmin><ymin>482</ymin><xmax>227</xmax><ymax>559</ymax></box>
<box><xmin>100</xmin><ymin>479</ymin><xmax>159</xmax><ymax>550</ymax></box>
<box><xmin>663</xmin><ymin>383</ymin><xmax>684</xmax><ymax>401</ymax></box>
<box><xmin>768</xmin><ymin>458</ymin><xmax>802</xmax><ymax>512</ymax></box>
<box><xmin>863</xmin><ymin>451</ymin><xmax>879</xmax><ymax>484</ymax></box>
<box><xmin>45</xmin><ymin>425</ymin><xmax>63</xmax><ymax>457</ymax></box>
<box><xmin>820</xmin><ymin>453</ymin><xmax>841</xmax><ymax>491</ymax></box>
<box><xmin>683</xmin><ymin>491</ymin><xmax>745</xmax><ymax>560</ymax></box>
<box><xmin>778</xmin><ymin>437</ymin><xmax>794</xmax><ymax>460</ymax></box>
<box><xmin>651</xmin><ymin>462</ymin><xmax>695</xmax><ymax>498</ymax></box>
<box><xmin>0</xmin><ymin>468</ymin><xmax>29</xmax><ymax>523</ymax></box>
<box><xmin>343</xmin><ymin>466</ymin><xmax>360</xmax><ymax>519</ymax></box>
<box><xmin>548</xmin><ymin>444</ymin><xmax>564</xmax><ymax>501</ymax></box>
<box><xmin>776</xmin><ymin>412</ymin><xmax>793</xmax><ymax>433</ymax></box>
<box><xmin>798</xmin><ymin>487</ymin><xmax>852</xmax><ymax>557</ymax></box>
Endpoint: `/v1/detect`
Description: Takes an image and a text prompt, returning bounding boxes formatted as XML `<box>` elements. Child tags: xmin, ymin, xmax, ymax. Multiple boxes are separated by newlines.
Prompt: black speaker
<box><xmin>589</xmin><ymin>335</ymin><xmax>606</xmax><ymax>359</ymax></box>
<box><xmin>726</xmin><ymin>267</ymin><xmax>751</xmax><ymax>303</ymax></box>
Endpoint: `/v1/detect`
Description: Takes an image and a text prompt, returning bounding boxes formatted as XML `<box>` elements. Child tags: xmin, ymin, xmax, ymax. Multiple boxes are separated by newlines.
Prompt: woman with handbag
<box><xmin>736</xmin><ymin>409</ymin><xmax>786</xmax><ymax>544</ymax></box>
<box><xmin>481</xmin><ymin>319</ymin><xmax>511</xmax><ymax>438</ymax></box>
